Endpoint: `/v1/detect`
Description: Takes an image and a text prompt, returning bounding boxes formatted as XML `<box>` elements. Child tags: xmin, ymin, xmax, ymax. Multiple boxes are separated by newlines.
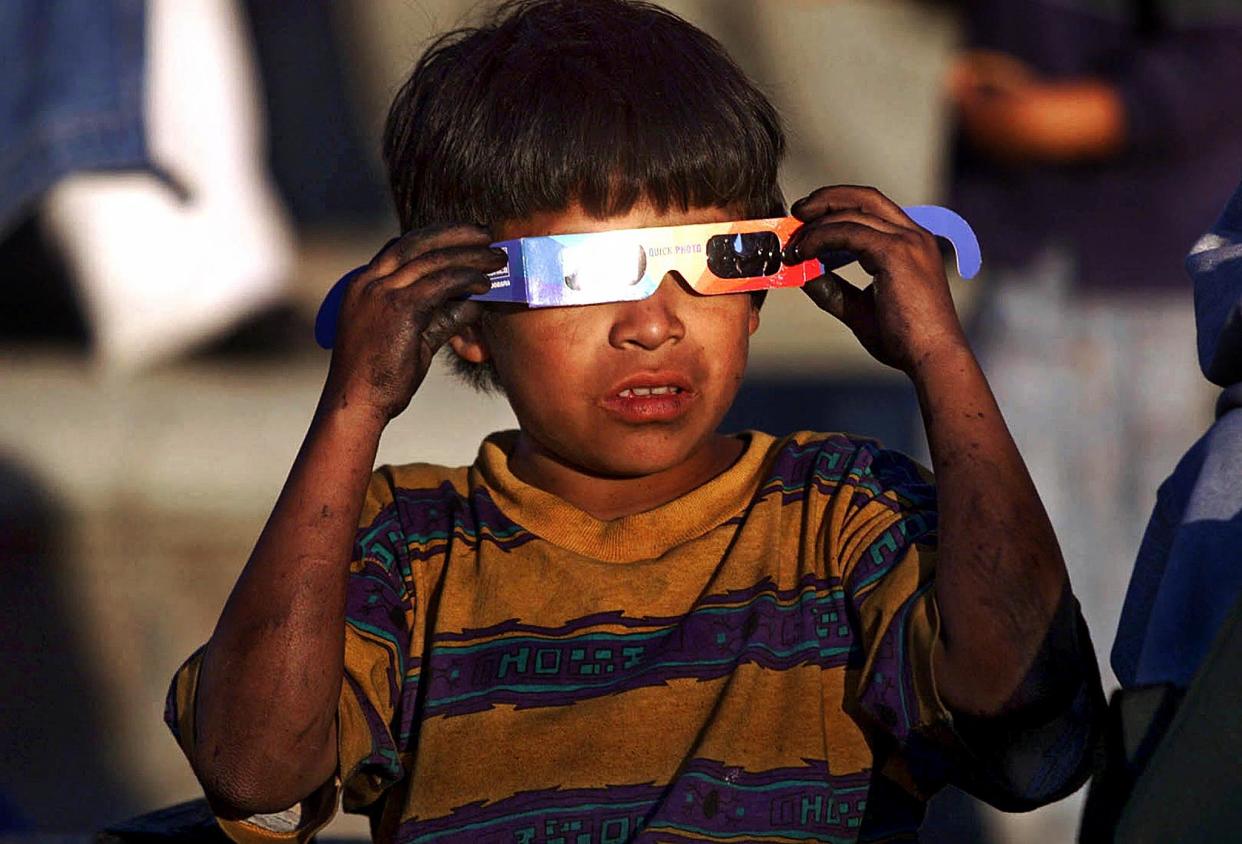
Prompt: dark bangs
<box><xmin>383</xmin><ymin>0</ymin><xmax>787</xmax><ymax>231</ymax></box>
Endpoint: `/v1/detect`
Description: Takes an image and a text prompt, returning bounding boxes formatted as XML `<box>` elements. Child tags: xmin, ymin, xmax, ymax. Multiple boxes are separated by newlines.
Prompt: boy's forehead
<box><xmin>494</xmin><ymin>200</ymin><xmax>741</xmax><ymax>240</ymax></box>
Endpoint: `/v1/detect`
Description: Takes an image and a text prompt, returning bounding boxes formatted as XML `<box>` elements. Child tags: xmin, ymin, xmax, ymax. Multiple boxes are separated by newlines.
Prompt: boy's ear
<box><xmin>748</xmin><ymin>301</ymin><xmax>761</xmax><ymax>336</ymax></box>
<box><xmin>448</xmin><ymin>322</ymin><xmax>491</xmax><ymax>364</ymax></box>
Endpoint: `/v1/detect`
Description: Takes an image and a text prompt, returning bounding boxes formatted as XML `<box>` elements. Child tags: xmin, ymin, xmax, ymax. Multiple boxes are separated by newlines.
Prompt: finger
<box><xmin>790</xmin><ymin>185</ymin><xmax>917</xmax><ymax>230</ymax></box>
<box><xmin>393</xmin><ymin>266</ymin><xmax>495</xmax><ymax>309</ymax></box>
<box><xmin>802</xmin><ymin>272</ymin><xmax>874</xmax><ymax>331</ymax></box>
<box><xmin>786</xmin><ymin>220</ymin><xmax>916</xmax><ymax>278</ymax></box>
<box><xmin>421</xmin><ymin>300</ymin><xmax>485</xmax><ymax>350</ymax></box>
<box><xmin>785</xmin><ymin>209</ymin><xmax>905</xmax><ymax>264</ymax></box>
<box><xmin>368</xmin><ymin>224</ymin><xmax>494</xmax><ymax>277</ymax></box>
<box><xmin>377</xmin><ymin>244</ymin><xmax>507</xmax><ymax>291</ymax></box>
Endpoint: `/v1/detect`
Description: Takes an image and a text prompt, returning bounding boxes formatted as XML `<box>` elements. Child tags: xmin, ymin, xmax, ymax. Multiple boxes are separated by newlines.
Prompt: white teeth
<box><xmin>618</xmin><ymin>386</ymin><xmax>681</xmax><ymax>398</ymax></box>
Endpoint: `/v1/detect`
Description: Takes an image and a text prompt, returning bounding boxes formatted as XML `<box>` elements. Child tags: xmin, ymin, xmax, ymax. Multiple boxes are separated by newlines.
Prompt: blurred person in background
<box><xmin>1112</xmin><ymin>174</ymin><xmax>1242</xmax><ymax>730</ymax></box>
<box><xmin>943</xmin><ymin>1</ymin><xmax>1242</xmax><ymax>840</ymax></box>
<box><xmin>0</xmin><ymin>0</ymin><xmax>295</xmax><ymax>370</ymax></box>
<box><xmin>1079</xmin><ymin>173</ymin><xmax>1242</xmax><ymax>840</ymax></box>
<box><xmin>948</xmin><ymin>0</ymin><xmax>1242</xmax><ymax>693</ymax></box>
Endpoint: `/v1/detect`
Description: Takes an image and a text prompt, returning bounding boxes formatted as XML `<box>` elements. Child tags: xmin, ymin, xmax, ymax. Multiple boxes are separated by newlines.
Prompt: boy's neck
<box><xmin>507</xmin><ymin>432</ymin><xmax>747</xmax><ymax>521</ymax></box>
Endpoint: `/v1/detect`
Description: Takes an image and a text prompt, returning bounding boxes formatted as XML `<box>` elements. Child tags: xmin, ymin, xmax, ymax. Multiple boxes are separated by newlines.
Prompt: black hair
<box><xmin>382</xmin><ymin>0</ymin><xmax>786</xmax><ymax>390</ymax></box>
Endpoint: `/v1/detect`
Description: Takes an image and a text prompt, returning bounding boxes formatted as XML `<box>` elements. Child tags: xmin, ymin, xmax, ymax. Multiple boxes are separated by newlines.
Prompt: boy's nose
<box><xmin>608</xmin><ymin>273</ymin><xmax>687</xmax><ymax>351</ymax></box>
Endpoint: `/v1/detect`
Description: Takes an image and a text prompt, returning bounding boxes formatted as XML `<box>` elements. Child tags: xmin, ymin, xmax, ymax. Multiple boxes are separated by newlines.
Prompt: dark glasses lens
<box><xmin>705</xmin><ymin>231</ymin><xmax>783</xmax><ymax>279</ymax></box>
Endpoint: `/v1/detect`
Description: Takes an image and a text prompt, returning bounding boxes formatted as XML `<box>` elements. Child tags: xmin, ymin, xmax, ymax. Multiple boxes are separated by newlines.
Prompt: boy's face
<box><xmin>451</xmin><ymin>201</ymin><xmax>761</xmax><ymax>478</ymax></box>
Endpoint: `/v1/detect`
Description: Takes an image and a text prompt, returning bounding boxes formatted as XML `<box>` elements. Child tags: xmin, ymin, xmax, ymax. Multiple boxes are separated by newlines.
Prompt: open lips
<box><xmin>617</xmin><ymin>386</ymin><xmax>684</xmax><ymax>398</ymax></box>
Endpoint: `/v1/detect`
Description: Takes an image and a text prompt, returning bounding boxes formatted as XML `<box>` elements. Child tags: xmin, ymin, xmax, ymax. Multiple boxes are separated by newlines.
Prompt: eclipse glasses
<box><xmin>315</xmin><ymin>205</ymin><xmax>980</xmax><ymax>349</ymax></box>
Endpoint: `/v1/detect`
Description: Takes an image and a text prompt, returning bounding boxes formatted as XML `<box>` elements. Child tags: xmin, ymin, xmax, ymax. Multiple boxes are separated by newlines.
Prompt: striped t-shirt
<box><xmin>166</xmin><ymin>430</ymin><xmax>1095</xmax><ymax>843</ymax></box>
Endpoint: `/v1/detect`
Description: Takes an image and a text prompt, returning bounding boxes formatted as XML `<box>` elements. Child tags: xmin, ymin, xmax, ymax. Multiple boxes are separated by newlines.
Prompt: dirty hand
<box><xmin>786</xmin><ymin>185</ymin><xmax>968</xmax><ymax>376</ymax></box>
<box><xmin>323</xmin><ymin>224</ymin><xmax>506</xmax><ymax>421</ymax></box>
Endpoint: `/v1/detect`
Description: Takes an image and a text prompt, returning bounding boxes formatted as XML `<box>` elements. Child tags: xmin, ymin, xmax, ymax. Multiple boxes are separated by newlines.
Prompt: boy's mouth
<box><xmin>616</xmin><ymin>386</ymin><xmax>682</xmax><ymax>398</ymax></box>
<box><xmin>601</xmin><ymin>372</ymin><xmax>696</xmax><ymax>423</ymax></box>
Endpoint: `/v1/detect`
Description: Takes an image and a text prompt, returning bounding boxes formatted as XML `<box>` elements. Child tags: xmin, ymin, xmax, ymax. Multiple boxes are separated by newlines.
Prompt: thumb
<box><xmin>803</xmin><ymin>272</ymin><xmax>873</xmax><ymax>331</ymax></box>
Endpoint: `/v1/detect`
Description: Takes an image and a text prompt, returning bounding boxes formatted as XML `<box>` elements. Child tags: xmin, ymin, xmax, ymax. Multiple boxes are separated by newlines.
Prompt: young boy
<box><xmin>165</xmin><ymin>1</ymin><xmax>1103</xmax><ymax>841</ymax></box>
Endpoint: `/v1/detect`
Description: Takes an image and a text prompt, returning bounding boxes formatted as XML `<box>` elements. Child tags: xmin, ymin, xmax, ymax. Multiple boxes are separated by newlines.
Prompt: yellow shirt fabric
<box><xmin>166</xmin><ymin>430</ymin><xmax>1090</xmax><ymax>843</ymax></box>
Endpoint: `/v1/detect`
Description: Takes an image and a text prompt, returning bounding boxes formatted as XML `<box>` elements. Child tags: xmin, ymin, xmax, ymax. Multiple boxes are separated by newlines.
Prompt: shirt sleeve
<box><xmin>943</xmin><ymin>588</ymin><xmax>1105</xmax><ymax>811</ymax></box>
<box><xmin>163</xmin><ymin>469</ymin><xmax>416</xmax><ymax>840</ymax></box>
<box><xmin>831</xmin><ymin>444</ymin><xmax>1104</xmax><ymax>810</ymax></box>
<box><xmin>163</xmin><ymin>649</ymin><xmax>340</xmax><ymax>843</ymax></box>
<box><xmin>337</xmin><ymin>468</ymin><xmax>417</xmax><ymax>810</ymax></box>
<box><xmin>831</xmin><ymin>444</ymin><xmax>948</xmax><ymax>746</ymax></box>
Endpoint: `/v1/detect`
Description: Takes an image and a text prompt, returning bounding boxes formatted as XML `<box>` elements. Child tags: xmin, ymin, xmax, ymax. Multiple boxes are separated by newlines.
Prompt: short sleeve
<box><xmin>163</xmin><ymin>469</ymin><xmax>417</xmax><ymax>840</ymax></box>
<box><xmin>163</xmin><ymin>649</ymin><xmax>339</xmax><ymax>843</ymax></box>
<box><xmin>831</xmin><ymin>445</ymin><xmax>947</xmax><ymax>745</ymax></box>
<box><xmin>337</xmin><ymin>468</ymin><xmax>417</xmax><ymax>810</ymax></box>
<box><xmin>830</xmin><ymin>445</ymin><xmax>1103</xmax><ymax>809</ymax></box>
<box><xmin>942</xmin><ymin>592</ymin><xmax>1104</xmax><ymax>811</ymax></box>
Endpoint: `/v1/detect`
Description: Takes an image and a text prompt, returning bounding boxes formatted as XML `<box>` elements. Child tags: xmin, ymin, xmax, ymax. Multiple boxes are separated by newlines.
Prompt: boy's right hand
<box><xmin>322</xmin><ymin>224</ymin><xmax>506</xmax><ymax>422</ymax></box>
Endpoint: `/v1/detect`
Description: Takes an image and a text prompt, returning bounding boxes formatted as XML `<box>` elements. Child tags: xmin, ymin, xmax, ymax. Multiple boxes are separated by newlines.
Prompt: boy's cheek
<box><xmin>489</xmin><ymin>315</ymin><xmax>605</xmax><ymax>393</ymax></box>
<box><xmin>503</xmin><ymin>309</ymin><xmax>603</xmax><ymax>359</ymax></box>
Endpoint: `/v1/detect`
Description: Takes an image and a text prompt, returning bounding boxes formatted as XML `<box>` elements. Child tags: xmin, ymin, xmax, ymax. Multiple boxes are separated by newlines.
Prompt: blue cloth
<box><xmin>0</xmin><ymin>0</ymin><xmax>148</xmax><ymax>236</ymax></box>
<box><xmin>1112</xmin><ymin>179</ymin><xmax>1242</xmax><ymax>688</ymax></box>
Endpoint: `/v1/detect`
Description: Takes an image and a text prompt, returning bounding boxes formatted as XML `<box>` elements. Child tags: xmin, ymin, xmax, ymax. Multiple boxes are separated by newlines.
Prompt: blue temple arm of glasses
<box><xmin>315</xmin><ymin>267</ymin><xmax>361</xmax><ymax>349</ymax></box>
<box><xmin>817</xmin><ymin>205</ymin><xmax>982</xmax><ymax>279</ymax></box>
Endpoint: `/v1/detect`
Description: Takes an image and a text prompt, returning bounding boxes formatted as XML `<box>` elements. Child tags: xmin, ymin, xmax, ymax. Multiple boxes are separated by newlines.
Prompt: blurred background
<box><xmin>2</xmin><ymin>0</ymin><xmax>1238</xmax><ymax>841</ymax></box>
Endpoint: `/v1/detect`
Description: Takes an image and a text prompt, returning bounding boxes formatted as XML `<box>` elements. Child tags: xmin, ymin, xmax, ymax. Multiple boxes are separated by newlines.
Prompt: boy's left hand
<box><xmin>786</xmin><ymin>185</ymin><xmax>969</xmax><ymax>375</ymax></box>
